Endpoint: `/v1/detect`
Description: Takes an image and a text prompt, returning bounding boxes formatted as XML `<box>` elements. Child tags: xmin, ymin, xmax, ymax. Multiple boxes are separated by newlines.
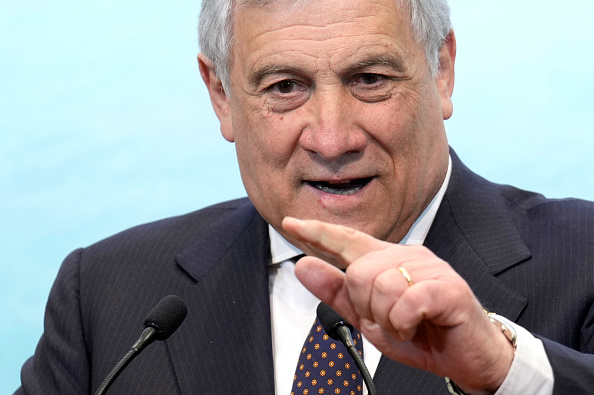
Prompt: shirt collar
<box><xmin>269</xmin><ymin>155</ymin><xmax>452</xmax><ymax>264</ymax></box>
<box><xmin>270</xmin><ymin>226</ymin><xmax>304</xmax><ymax>264</ymax></box>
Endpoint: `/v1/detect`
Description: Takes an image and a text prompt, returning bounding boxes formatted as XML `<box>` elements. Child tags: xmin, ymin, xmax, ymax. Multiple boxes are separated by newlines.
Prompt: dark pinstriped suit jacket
<box><xmin>17</xmin><ymin>152</ymin><xmax>594</xmax><ymax>394</ymax></box>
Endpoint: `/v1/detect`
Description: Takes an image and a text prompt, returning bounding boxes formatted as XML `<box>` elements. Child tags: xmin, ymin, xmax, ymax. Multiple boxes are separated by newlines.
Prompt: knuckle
<box><xmin>372</xmin><ymin>269</ymin><xmax>399</xmax><ymax>295</ymax></box>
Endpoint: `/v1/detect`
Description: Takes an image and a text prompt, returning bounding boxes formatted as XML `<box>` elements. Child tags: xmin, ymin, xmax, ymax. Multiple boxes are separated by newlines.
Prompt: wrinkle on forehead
<box><xmin>237</xmin><ymin>0</ymin><xmax>409</xmax><ymax>29</ymax></box>
<box><xmin>226</xmin><ymin>0</ymin><xmax>423</xmax><ymax>93</ymax></box>
<box><xmin>236</xmin><ymin>0</ymin><xmax>312</xmax><ymax>17</ymax></box>
<box><xmin>234</xmin><ymin>0</ymin><xmax>412</xmax><ymax>48</ymax></box>
<box><xmin>234</xmin><ymin>1</ymin><xmax>418</xmax><ymax>75</ymax></box>
<box><xmin>236</xmin><ymin>0</ymin><xmax>411</xmax><ymax>21</ymax></box>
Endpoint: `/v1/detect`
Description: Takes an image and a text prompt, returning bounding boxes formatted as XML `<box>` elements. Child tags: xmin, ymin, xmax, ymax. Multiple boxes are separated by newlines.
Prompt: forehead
<box><xmin>231</xmin><ymin>0</ymin><xmax>421</xmax><ymax>73</ymax></box>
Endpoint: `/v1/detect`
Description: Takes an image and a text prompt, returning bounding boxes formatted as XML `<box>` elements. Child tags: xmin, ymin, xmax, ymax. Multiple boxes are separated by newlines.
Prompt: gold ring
<box><xmin>398</xmin><ymin>267</ymin><xmax>413</xmax><ymax>287</ymax></box>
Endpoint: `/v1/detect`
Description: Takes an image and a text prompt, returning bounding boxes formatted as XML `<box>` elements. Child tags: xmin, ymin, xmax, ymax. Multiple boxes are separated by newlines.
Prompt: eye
<box><xmin>350</xmin><ymin>73</ymin><xmax>393</xmax><ymax>102</ymax></box>
<box><xmin>271</xmin><ymin>80</ymin><xmax>300</xmax><ymax>94</ymax></box>
<box><xmin>356</xmin><ymin>73</ymin><xmax>385</xmax><ymax>85</ymax></box>
<box><xmin>264</xmin><ymin>79</ymin><xmax>309</xmax><ymax>112</ymax></box>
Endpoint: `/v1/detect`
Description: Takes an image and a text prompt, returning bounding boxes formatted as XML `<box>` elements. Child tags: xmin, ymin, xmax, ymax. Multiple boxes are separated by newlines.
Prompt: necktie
<box><xmin>291</xmin><ymin>316</ymin><xmax>364</xmax><ymax>395</ymax></box>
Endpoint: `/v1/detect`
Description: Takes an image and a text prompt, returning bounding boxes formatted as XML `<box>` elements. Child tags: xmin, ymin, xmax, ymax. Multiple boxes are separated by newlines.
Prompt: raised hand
<box><xmin>282</xmin><ymin>217</ymin><xmax>514</xmax><ymax>393</ymax></box>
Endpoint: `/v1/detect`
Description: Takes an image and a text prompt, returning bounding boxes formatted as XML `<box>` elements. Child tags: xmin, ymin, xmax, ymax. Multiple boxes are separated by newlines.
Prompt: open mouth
<box><xmin>306</xmin><ymin>177</ymin><xmax>373</xmax><ymax>195</ymax></box>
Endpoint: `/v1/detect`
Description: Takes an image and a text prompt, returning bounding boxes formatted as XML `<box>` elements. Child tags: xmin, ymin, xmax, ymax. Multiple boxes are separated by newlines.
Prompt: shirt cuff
<box><xmin>494</xmin><ymin>320</ymin><xmax>554</xmax><ymax>395</ymax></box>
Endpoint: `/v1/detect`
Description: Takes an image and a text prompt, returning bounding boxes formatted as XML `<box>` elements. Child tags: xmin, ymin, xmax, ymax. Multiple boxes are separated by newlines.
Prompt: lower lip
<box><xmin>302</xmin><ymin>178</ymin><xmax>374</xmax><ymax>206</ymax></box>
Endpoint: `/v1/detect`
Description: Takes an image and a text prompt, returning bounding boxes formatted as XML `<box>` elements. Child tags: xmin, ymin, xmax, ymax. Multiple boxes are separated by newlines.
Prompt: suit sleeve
<box><xmin>16</xmin><ymin>249</ymin><xmax>91</xmax><ymax>394</ymax></box>
<box><xmin>541</xmin><ymin>338</ymin><xmax>594</xmax><ymax>394</ymax></box>
<box><xmin>541</xmin><ymin>301</ymin><xmax>594</xmax><ymax>394</ymax></box>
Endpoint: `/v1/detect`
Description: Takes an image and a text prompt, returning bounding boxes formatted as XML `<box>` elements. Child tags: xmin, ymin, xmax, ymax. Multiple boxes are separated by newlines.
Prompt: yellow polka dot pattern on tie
<box><xmin>291</xmin><ymin>317</ymin><xmax>364</xmax><ymax>395</ymax></box>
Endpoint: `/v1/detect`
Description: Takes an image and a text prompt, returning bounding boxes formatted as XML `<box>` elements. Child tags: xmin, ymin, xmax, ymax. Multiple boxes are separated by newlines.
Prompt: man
<box><xmin>16</xmin><ymin>0</ymin><xmax>594</xmax><ymax>394</ymax></box>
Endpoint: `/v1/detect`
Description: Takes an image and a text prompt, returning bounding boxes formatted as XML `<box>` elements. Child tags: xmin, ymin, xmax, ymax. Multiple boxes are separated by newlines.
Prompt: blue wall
<box><xmin>2</xmin><ymin>0</ymin><xmax>593</xmax><ymax>392</ymax></box>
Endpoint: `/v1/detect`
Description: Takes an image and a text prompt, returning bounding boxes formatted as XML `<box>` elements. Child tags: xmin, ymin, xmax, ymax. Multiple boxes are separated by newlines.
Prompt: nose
<box><xmin>299</xmin><ymin>89</ymin><xmax>367</xmax><ymax>162</ymax></box>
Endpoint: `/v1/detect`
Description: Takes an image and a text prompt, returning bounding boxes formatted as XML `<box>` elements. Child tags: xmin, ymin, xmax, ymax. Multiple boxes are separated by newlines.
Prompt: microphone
<box><xmin>94</xmin><ymin>295</ymin><xmax>188</xmax><ymax>395</ymax></box>
<box><xmin>316</xmin><ymin>302</ymin><xmax>377</xmax><ymax>395</ymax></box>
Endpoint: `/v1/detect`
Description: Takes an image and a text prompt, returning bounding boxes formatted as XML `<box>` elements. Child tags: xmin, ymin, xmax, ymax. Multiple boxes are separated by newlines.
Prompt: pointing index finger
<box><xmin>282</xmin><ymin>217</ymin><xmax>388</xmax><ymax>266</ymax></box>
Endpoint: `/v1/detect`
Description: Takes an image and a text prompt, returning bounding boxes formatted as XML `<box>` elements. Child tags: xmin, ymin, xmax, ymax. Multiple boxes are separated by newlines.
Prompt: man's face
<box><xmin>201</xmin><ymin>0</ymin><xmax>454</xmax><ymax>250</ymax></box>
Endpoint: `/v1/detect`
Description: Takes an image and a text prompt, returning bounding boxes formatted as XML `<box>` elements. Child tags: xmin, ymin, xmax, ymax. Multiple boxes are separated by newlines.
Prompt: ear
<box><xmin>197</xmin><ymin>53</ymin><xmax>234</xmax><ymax>142</ymax></box>
<box><xmin>435</xmin><ymin>30</ymin><xmax>456</xmax><ymax>120</ymax></box>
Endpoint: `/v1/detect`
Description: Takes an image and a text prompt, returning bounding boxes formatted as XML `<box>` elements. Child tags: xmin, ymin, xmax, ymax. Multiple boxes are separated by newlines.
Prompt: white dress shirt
<box><xmin>268</xmin><ymin>156</ymin><xmax>553</xmax><ymax>394</ymax></box>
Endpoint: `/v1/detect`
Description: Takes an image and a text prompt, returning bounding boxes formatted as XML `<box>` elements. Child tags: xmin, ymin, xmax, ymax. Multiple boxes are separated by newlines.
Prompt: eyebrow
<box><xmin>347</xmin><ymin>54</ymin><xmax>407</xmax><ymax>74</ymax></box>
<box><xmin>247</xmin><ymin>54</ymin><xmax>407</xmax><ymax>88</ymax></box>
<box><xmin>248</xmin><ymin>64</ymin><xmax>306</xmax><ymax>88</ymax></box>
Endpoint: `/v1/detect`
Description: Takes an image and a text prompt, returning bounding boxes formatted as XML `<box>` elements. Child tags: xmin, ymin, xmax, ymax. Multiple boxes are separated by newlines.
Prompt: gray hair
<box><xmin>198</xmin><ymin>0</ymin><xmax>451</xmax><ymax>93</ymax></box>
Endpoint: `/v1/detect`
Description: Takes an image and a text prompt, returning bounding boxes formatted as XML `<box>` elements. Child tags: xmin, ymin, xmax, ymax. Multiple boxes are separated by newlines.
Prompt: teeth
<box><xmin>313</xmin><ymin>182</ymin><xmax>363</xmax><ymax>195</ymax></box>
<box><xmin>307</xmin><ymin>177</ymin><xmax>372</xmax><ymax>195</ymax></box>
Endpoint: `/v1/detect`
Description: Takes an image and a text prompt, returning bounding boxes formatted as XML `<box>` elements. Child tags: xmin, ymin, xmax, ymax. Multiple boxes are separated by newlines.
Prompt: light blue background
<box><xmin>2</xmin><ymin>1</ymin><xmax>593</xmax><ymax>392</ymax></box>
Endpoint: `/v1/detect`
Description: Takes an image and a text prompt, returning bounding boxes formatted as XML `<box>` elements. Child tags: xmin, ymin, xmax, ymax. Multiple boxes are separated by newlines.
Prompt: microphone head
<box><xmin>143</xmin><ymin>295</ymin><xmax>188</xmax><ymax>341</ymax></box>
<box><xmin>316</xmin><ymin>302</ymin><xmax>353</xmax><ymax>340</ymax></box>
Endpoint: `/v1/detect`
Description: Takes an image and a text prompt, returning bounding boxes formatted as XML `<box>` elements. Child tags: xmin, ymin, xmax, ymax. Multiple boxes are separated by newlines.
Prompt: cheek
<box><xmin>232</xmin><ymin>104</ymin><xmax>301</xmax><ymax>184</ymax></box>
<box><xmin>383</xmin><ymin>84</ymin><xmax>441</xmax><ymax>149</ymax></box>
<box><xmin>357</xmin><ymin>98</ymin><xmax>422</xmax><ymax>155</ymax></box>
<box><xmin>232</xmin><ymin>109</ymin><xmax>304</xmax><ymax>227</ymax></box>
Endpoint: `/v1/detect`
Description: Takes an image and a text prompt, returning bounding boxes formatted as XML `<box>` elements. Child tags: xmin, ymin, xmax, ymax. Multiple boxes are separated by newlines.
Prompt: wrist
<box><xmin>445</xmin><ymin>313</ymin><xmax>517</xmax><ymax>395</ymax></box>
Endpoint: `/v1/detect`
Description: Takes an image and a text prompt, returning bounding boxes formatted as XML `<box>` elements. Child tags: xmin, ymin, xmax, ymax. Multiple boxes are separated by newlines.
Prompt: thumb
<box><xmin>295</xmin><ymin>256</ymin><xmax>359</xmax><ymax>326</ymax></box>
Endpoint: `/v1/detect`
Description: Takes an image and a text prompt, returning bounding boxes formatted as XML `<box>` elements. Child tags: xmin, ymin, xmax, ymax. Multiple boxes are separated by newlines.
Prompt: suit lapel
<box><xmin>434</xmin><ymin>151</ymin><xmax>531</xmax><ymax>318</ymax></box>
<box><xmin>166</xmin><ymin>201</ymin><xmax>275</xmax><ymax>394</ymax></box>
<box><xmin>424</xmin><ymin>196</ymin><xmax>529</xmax><ymax>319</ymax></box>
<box><xmin>375</xmin><ymin>152</ymin><xmax>530</xmax><ymax>393</ymax></box>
